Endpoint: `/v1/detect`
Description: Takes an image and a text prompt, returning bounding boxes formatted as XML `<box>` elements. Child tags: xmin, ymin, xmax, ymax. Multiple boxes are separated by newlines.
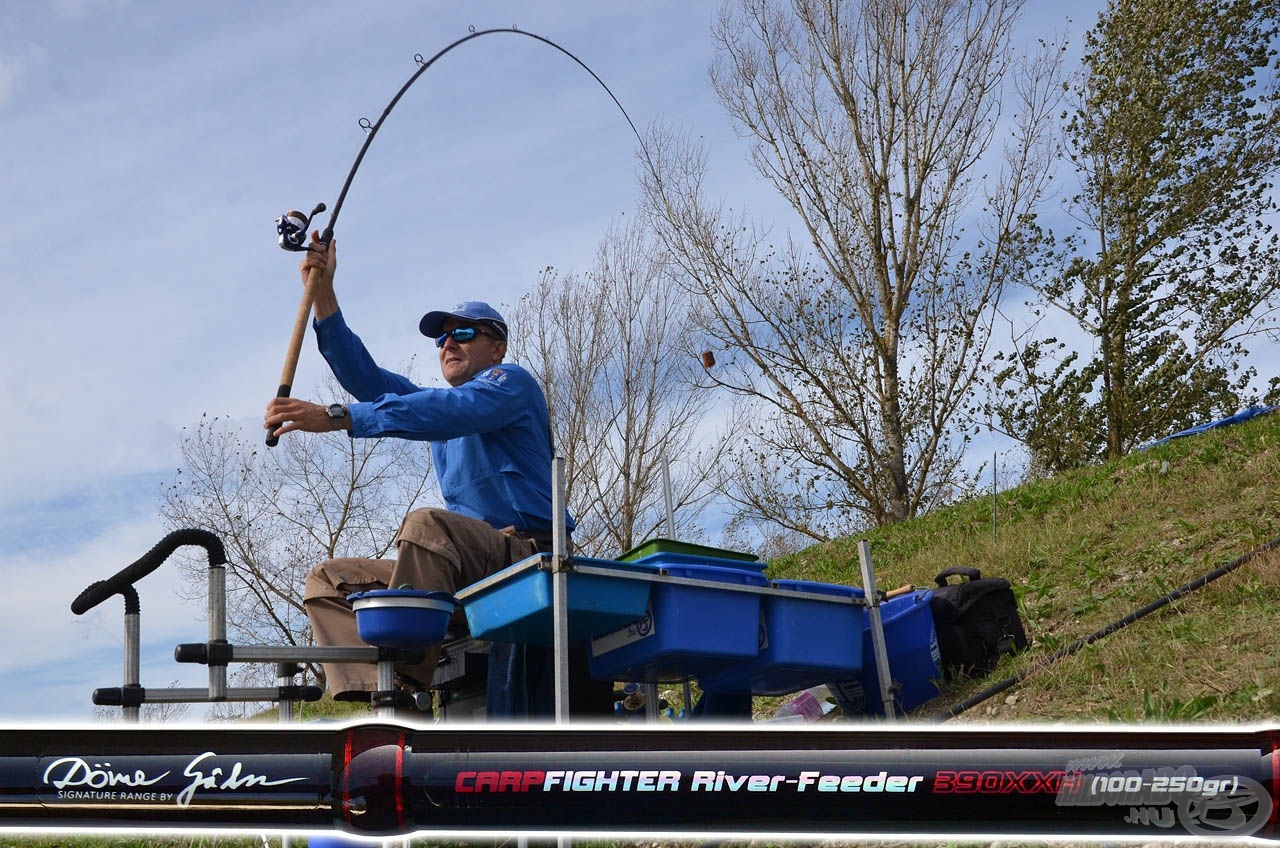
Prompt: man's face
<box><xmin>437</xmin><ymin>318</ymin><xmax>506</xmax><ymax>387</ymax></box>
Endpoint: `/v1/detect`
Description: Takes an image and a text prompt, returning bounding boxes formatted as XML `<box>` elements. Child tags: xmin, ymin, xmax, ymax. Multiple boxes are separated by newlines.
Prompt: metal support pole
<box><xmin>208</xmin><ymin>562</ymin><xmax>228</xmax><ymax>701</ymax></box>
<box><xmin>661</xmin><ymin>455</ymin><xmax>675</xmax><ymax>537</ymax></box>
<box><xmin>123</xmin><ymin>611</ymin><xmax>140</xmax><ymax>723</ymax></box>
<box><xmin>551</xmin><ymin>455</ymin><xmax>571</xmax><ymax>723</ymax></box>
<box><xmin>278</xmin><ymin>692</ymin><xmax>297</xmax><ymax>848</ymax></box>
<box><xmin>658</xmin><ymin>455</ymin><xmax>675</xmax><ymax>723</ymax></box>
<box><xmin>276</xmin><ymin>663</ymin><xmax>297</xmax><ymax>724</ymax></box>
<box><xmin>550</xmin><ymin>455</ymin><xmax>572</xmax><ymax>848</ymax></box>
<box><xmin>857</xmin><ymin>540</ymin><xmax>897</xmax><ymax>720</ymax></box>
<box><xmin>375</xmin><ymin>659</ymin><xmax>396</xmax><ymax>720</ymax></box>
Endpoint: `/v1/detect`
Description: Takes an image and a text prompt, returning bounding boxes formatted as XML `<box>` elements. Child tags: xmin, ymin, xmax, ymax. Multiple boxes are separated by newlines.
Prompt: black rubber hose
<box><xmin>71</xmin><ymin>528</ymin><xmax>228</xmax><ymax>615</ymax></box>
<box><xmin>120</xmin><ymin>584</ymin><xmax>140</xmax><ymax>617</ymax></box>
<box><xmin>929</xmin><ymin>532</ymin><xmax>1280</xmax><ymax>721</ymax></box>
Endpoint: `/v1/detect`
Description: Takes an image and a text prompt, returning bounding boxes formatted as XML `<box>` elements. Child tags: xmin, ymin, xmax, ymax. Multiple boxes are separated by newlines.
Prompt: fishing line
<box><xmin>280</xmin><ymin>25</ymin><xmax>652</xmax><ymax>249</ymax></box>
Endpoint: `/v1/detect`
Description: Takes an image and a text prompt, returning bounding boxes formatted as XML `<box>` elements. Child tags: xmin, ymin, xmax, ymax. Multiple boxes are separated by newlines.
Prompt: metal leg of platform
<box><xmin>857</xmin><ymin>540</ymin><xmax>897</xmax><ymax>719</ymax></box>
<box><xmin>551</xmin><ymin>455</ymin><xmax>571</xmax><ymax>723</ymax></box>
<box><xmin>550</xmin><ymin>459</ymin><xmax>571</xmax><ymax>848</ymax></box>
<box><xmin>276</xmin><ymin>663</ymin><xmax>299</xmax><ymax>723</ymax></box>
<box><xmin>207</xmin><ymin>559</ymin><xmax>229</xmax><ymax>700</ymax></box>
<box><xmin>376</xmin><ymin>657</ymin><xmax>397</xmax><ymax>720</ymax></box>
<box><xmin>644</xmin><ymin>683</ymin><xmax>660</xmax><ymax>721</ymax></box>
<box><xmin>276</xmin><ymin>665</ymin><xmax>297</xmax><ymax>848</ymax></box>
<box><xmin>122</xmin><ymin>602</ymin><xmax>141</xmax><ymax>723</ymax></box>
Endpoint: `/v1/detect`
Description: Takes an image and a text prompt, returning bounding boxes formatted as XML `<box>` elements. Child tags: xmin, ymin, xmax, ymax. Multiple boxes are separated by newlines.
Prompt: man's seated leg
<box><xmin>385</xmin><ymin>507</ymin><xmax>536</xmax><ymax>690</ymax></box>
<box><xmin>306</xmin><ymin>508</ymin><xmax>538</xmax><ymax>706</ymax></box>
<box><xmin>304</xmin><ymin>556</ymin><xmax>394</xmax><ymax>699</ymax></box>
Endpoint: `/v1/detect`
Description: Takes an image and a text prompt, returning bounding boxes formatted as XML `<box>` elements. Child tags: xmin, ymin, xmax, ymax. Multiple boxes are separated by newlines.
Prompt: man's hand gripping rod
<box><xmin>267</xmin><ymin>202</ymin><xmax>328</xmax><ymax>447</ymax></box>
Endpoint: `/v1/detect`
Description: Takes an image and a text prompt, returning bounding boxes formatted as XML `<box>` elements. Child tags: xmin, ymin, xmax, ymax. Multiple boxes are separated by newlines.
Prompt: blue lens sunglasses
<box><xmin>435</xmin><ymin>326</ymin><xmax>499</xmax><ymax>348</ymax></box>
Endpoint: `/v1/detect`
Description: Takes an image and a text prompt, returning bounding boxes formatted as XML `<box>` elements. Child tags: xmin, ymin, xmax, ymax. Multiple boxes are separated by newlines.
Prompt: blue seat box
<box><xmin>587</xmin><ymin>563</ymin><xmax>770</xmax><ymax>683</ymax></box>
<box><xmin>854</xmin><ymin>589</ymin><xmax>943</xmax><ymax>715</ymax></box>
<box><xmin>457</xmin><ymin>554</ymin><xmax>658</xmax><ymax>646</ymax></box>
<box><xmin>699</xmin><ymin>579</ymin><xmax>865</xmax><ymax>696</ymax></box>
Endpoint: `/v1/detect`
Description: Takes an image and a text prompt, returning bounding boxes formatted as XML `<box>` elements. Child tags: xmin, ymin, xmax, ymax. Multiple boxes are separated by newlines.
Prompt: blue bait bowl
<box><xmin>348</xmin><ymin>589</ymin><xmax>457</xmax><ymax>649</ymax></box>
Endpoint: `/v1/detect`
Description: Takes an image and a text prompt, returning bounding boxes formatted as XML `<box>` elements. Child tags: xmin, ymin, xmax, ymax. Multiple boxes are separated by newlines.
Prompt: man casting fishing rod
<box><xmin>263</xmin><ymin>235</ymin><xmax>599</xmax><ymax>715</ymax></box>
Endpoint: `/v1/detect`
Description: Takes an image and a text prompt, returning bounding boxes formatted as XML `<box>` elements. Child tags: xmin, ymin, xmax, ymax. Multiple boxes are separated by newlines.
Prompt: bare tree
<box><xmin>642</xmin><ymin>0</ymin><xmax>1063</xmax><ymax>534</ymax></box>
<box><xmin>159</xmin><ymin>374</ymin><xmax>436</xmax><ymax>689</ymax></box>
<box><xmin>508</xmin><ymin>217</ymin><xmax>737</xmax><ymax>556</ymax></box>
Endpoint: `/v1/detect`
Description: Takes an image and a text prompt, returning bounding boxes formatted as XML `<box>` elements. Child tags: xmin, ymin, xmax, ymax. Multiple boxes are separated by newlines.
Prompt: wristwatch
<box><xmin>326</xmin><ymin>403</ymin><xmax>349</xmax><ymax>431</ymax></box>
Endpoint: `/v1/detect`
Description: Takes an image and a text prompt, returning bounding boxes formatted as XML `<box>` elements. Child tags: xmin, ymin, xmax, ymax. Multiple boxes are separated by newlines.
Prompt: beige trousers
<box><xmin>304</xmin><ymin>507</ymin><xmax>535</xmax><ymax>695</ymax></box>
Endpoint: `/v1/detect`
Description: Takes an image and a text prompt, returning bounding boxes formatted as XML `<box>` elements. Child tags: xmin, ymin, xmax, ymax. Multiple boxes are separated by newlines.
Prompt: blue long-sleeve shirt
<box><xmin>314</xmin><ymin>309</ymin><xmax>572</xmax><ymax>535</ymax></box>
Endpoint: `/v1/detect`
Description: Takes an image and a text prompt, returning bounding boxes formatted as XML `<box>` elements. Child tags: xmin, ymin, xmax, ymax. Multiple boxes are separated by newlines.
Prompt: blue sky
<box><xmin>0</xmin><ymin>1</ymin><xmax>1108</xmax><ymax>722</ymax></box>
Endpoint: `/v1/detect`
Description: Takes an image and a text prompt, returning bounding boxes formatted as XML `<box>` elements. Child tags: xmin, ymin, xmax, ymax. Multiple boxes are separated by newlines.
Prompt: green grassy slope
<box><xmin>774</xmin><ymin>410</ymin><xmax>1280</xmax><ymax>723</ymax></box>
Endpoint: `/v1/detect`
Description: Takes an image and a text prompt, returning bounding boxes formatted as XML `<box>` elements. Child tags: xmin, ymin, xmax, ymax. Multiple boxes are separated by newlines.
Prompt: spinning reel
<box><xmin>274</xmin><ymin>202</ymin><xmax>328</xmax><ymax>251</ymax></box>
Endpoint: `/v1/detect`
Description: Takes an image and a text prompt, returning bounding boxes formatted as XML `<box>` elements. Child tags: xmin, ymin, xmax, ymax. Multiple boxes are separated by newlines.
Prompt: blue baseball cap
<box><xmin>419</xmin><ymin>301</ymin><xmax>509</xmax><ymax>341</ymax></box>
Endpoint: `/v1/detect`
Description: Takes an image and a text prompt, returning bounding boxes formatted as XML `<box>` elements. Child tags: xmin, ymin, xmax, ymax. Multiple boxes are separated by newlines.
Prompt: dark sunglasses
<box><xmin>435</xmin><ymin>326</ymin><xmax>498</xmax><ymax>348</ymax></box>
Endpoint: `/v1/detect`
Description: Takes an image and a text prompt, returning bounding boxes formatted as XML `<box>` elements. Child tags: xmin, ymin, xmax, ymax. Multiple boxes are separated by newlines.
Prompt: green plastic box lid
<box><xmin>618</xmin><ymin>537</ymin><xmax>759</xmax><ymax>563</ymax></box>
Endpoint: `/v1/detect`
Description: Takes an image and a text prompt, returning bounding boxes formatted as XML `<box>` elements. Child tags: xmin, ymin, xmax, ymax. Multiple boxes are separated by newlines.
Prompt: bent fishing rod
<box><xmin>266</xmin><ymin>26</ymin><xmax>648</xmax><ymax>446</ymax></box>
<box><xmin>1</xmin><ymin>722</ymin><xmax>1275</xmax><ymax>840</ymax></box>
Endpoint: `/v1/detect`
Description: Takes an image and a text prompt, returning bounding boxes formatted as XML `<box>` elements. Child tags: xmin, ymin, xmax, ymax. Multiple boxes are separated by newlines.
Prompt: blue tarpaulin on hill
<box><xmin>1142</xmin><ymin>405</ymin><xmax>1278</xmax><ymax>449</ymax></box>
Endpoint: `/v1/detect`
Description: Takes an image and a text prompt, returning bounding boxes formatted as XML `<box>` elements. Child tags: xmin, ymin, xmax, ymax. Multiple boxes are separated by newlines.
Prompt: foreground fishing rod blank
<box><xmin>2</xmin><ymin>723</ymin><xmax>1275</xmax><ymax>840</ymax></box>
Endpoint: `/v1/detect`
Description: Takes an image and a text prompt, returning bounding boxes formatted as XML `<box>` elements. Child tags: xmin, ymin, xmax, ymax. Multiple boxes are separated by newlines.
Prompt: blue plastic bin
<box><xmin>852</xmin><ymin>589</ymin><xmax>943</xmax><ymax>715</ymax></box>
<box><xmin>348</xmin><ymin>589</ymin><xmax>456</xmax><ymax>649</ymax></box>
<box><xmin>587</xmin><ymin>563</ymin><xmax>769</xmax><ymax>682</ymax></box>
<box><xmin>619</xmin><ymin>538</ymin><xmax>761</xmax><ymax>566</ymax></box>
<box><xmin>457</xmin><ymin>554</ymin><xmax>658</xmax><ymax>646</ymax></box>
<box><xmin>623</xmin><ymin>550</ymin><xmax>767</xmax><ymax>574</ymax></box>
<box><xmin>699</xmin><ymin>579</ymin><xmax>865</xmax><ymax>696</ymax></box>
